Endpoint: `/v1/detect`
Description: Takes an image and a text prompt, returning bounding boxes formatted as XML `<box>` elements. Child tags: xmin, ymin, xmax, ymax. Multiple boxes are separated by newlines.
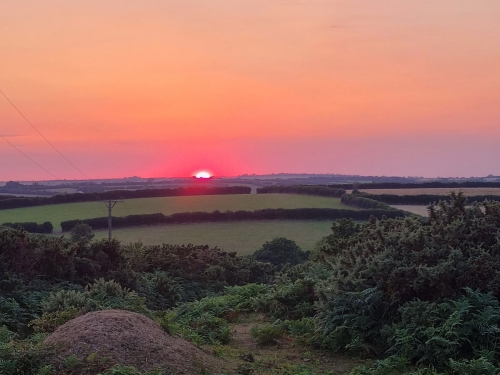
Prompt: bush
<box><xmin>32</xmin><ymin>279</ymin><xmax>148</xmax><ymax>333</ymax></box>
<box><xmin>252</xmin><ymin>237</ymin><xmax>308</xmax><ymax>270</ymax></box>
<box><xmin>387</xmin><ymin>289</ymin><xmax>500</xmax><ymax>370</ymax></box>
<box><xmin>70</xmin><ymin>223</ymin><xmax>94</xmax><ymax>243</ymax></box>
<box><xmin>317</xmin><ymin>288</ymin><xmax>391</xmax><ymax>354</ymax></box>
<box><xmin>252</xmin><ymin>277</ymin><xmax>317</xmax><ymax>320</ymax></box>
<box><xmin>1</xmin><ymin>222</ymin><xmax>53</xmax><ymax>234</ymax></box>
<box><xmin>250</xmin><ymin>321</ymin><xmax>286</xmax><ymax>346</ymax></box>
<box><xmin>0</xmin><ymin>326</ymin><xmax>54</xmax><ymax>375</ymax></box>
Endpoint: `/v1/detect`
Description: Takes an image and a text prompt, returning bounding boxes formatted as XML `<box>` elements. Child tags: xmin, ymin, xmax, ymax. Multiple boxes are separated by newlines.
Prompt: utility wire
<box><xmin>0</xmin><ymin>134</ymin><xmax>61</xmax><ymax>180</ymax></box>
<box><xmin>0</xmin><ymin>89</ymin><xmax>90</xmax><ymax>179</ymax></box>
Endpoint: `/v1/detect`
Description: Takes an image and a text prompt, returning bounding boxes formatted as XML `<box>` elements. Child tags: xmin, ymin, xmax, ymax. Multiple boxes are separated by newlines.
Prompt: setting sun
<box><xmin>195</xmin><ymin>171</ymin><xmax>212</xmax><ymax>179</ymax></box>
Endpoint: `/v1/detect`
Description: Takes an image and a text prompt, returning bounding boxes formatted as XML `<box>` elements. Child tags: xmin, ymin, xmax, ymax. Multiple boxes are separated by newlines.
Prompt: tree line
<box><xmin>256</xmin><ymin>185</ymin><xmax>346</xmax><ymax>197</ymax></box>
<box><xmin>1</xmin><ymin>221</ymin><xmax>53</xmax><ymax>234</ymax></box>
<box><xmin>60</xmin><ymin>207</ymin><xmax>409</xmax><ymax>232</ymax></box>
<box><xmin>328</xmin><ymin>181</ymin><xmax>500</xmax><ymax>190</ymax></box>
<box><xmin>356</xmin><ymin>191</ymin><xmax>500</xmax><ymax>205</ymax></box>
<box><xmin>0</xmin><ymin>186</ymin><xmax>251</xmax><ymax>210</ymax></box>
<box><xmin>340</xmin><ymin>192</ymin><xmax>395</xmax><ymax>210</ymax></box>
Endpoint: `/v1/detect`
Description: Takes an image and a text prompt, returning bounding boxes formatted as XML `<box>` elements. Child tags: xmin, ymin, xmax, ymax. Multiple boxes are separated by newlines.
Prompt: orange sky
<box><xmin>1</xmin><ymin>1</ymin><xmax>500</xmax><ymax>180</ymax></box>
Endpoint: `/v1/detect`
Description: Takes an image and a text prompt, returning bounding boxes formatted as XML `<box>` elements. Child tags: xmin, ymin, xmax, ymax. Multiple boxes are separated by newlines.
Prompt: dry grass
<box><xmin>356</xmin><ymin>188</ymin><xmax>500</xmax><ymax>196</ymax></box>
<box><xmin>44</xmin><ymin>309</ymin><xmax>229</xmax><ymax>374</ymax></box>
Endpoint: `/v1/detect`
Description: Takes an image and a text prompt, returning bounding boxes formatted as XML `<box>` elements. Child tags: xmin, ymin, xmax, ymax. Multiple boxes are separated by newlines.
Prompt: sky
<box><xmin>1</xmin><ymin>0</ymin><xmax>500</xmax><ymax>180</ymax></box>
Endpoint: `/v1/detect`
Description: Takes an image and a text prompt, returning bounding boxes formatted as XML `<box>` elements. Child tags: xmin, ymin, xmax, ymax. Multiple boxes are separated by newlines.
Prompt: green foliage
<box><xmin>98</xmin><ymin>365</ymin><xmax>165</xmax><ymax>375</ymax></box>
<box><xmin>70</xmin><ymin>223</ymin><xmax>95</xmax><ymax>243</ymax></box>
<box><xmin>1</xmin><ymin>222</ymin><xmax>53</xmax><ymax>234</ymax></box>
<box><xmin>250</xmin><ymin>321</ymin><xmax>286</xmax><ymax>346</ymax></box>
<box><xmin>449</xmin><ymin>356</ymin><xmax>500</xmax><ymax>375</ymax></box>
<box><xmin>29</xmin><ymin>308</ymin><xmax>80</xmax><ymax>333</ymax></box>
<box><xmin>349</xmin><ymin>356</ymin><xmax>442</xmax><ymax>375</ymax></box>
<box><xmin>163</xmin><ymin>285</ymin><xmax>267</xmax><ymax>345</ymax></box>
<box><xmin>0</xmin><ymin>227</ymin><xmax>273</xmax><ymax>331</ymax></box>
<box><xmin>124</xmin><ymin>242</ymin><xmax>273</xmax><ymax>299</ymax></box>
<box><xmin>31</xmin><ymin>279</ymin><xmax>148</xmax><ymax>332</ymax></box>
<box><xmin>317</xmin><ymin>288</ymin><xmax>391</xmax><ymax>354</ymax></box>
<box><xmin>388</xmin><ymin>289</ymin><xmax>500</xmax><ymax>369</ymax></box>
<box><xmin>0</xmin><ymin>326</ymin><xmax>54</xmax><ymax>375</ymax></box>
<box><xmin>252</xmin><ymin>276</ymin><xmax>317</xmax><ymax>320</ymax></box>
<box><xmin>283</xmin><ymin>318</ymin><xmax>320</xmax><ymax>347</ymax></box>
<box><xmin>0</xmin><ymin>297</ymin><xmax>27</xmax><ymax>331</ymax></box>
<box><xmin>314</xmin><ymin>194</ymin><xmax>500</xmax><ymax>373</ymax></box>
<box><xmin>318</xmin><ymin>193</ymin><xmax>500</xmax><ymax>303</ymax></box>
<box><xmin>253</xmin><ymin>237</ymin><xmax>308</xmax><ymax>270</ymax></box>
<box><xmin>340</xmin><ymin>192</ymin><xmax>395</xmax><ymax>210</ymax></box>
<box><xmin>135</xmin><ymin>271</ymin><xmax>183</xmax><ymax>310</ymax></box>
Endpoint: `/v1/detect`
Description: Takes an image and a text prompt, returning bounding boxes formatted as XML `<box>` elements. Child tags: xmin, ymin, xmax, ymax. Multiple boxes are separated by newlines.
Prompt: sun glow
<box><xmin>195</xmin><ymin>171</ymin><xmax>212</xmax><ymax>179</ymax></box>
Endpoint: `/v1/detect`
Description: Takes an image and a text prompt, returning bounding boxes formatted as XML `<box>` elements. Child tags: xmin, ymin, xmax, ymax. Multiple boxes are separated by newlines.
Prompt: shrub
<box><xmin>1</xmin><ymin>222</ymin><xmax>53</xmax><ymax>234</ymax></box>
<box><xmin>32</xmin><ymin>279</ymin><xmax>148</xmax><ymax>333</ymax></box>
<box><xmin>0</xmin><ymin>326</ymin><xmax>54</xmax><ymax>375</ymax></box>
<box><xmin>252</xmin><ymin>237</ymin><xmax>308</xmax><ymax>270</ymax></box>
<box><xmin>283</xmin><ymin>318</ymin><xmax>319</xmax><ymax>346</ymax></box>
<box><xmin>387</xmin><ymin>289</ymin><xmax>500</xmax><ymax>370</ymax></box>
<box><xmin>250</xmin><ymin>321</ymin><xmax>286</xmax><ymax>346</ymax></box>
<box><xmin>316</xmin><ymin>288</ymin><xmax>392</xmax><ymax>354</ymax></box>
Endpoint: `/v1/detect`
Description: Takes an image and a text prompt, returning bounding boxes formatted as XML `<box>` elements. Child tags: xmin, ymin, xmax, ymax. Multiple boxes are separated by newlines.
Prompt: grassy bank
<box><xmin>91</xmin><ymin>220</ymin><xmax>334</xmax><ymax>255</ymax></box>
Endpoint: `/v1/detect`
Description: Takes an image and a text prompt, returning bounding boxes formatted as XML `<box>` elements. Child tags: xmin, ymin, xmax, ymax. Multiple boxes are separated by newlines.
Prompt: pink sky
<box><xmin>1</xmin><ymin>1</ymin><xmax>500</xmax><ymax>180</ymax></box>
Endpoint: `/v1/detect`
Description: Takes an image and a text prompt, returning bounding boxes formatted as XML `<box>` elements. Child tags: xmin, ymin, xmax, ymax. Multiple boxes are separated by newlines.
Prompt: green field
<box><xmin>0</xmin><ymin>194</ymin><xmax>353</xmax><ymax>231</ymax></box>
<box><xmin>92</xmin><ymin>220</ymin><xmax>334</xmax><ymax>255</ymax></box>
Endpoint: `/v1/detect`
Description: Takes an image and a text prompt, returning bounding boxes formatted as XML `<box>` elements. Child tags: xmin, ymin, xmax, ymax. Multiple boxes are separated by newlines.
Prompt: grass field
<box><xmin>0</xmin><ymin>194</ymin><xmax>352</xmax><ymax>231</ymax></box>
<box><xmin>91</xmin><ymin>220</ymin><xmax>334</xmax><ymax>255</ymax></box>
<box><xmin>357</xmin><ymin>188</ymin><xmax>500</xmax><ymax>196</ymax></box>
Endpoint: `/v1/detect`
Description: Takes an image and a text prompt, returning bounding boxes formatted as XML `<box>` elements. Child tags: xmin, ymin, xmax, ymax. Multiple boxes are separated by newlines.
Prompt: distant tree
<box><xmin>70</xmin><ymin>223</ymin><xmax>95</xmax><ymax>243</ymax></box>
<box><xmin>253</xmin><ymin>237</ymin><xmax>308</xmax><ymax>270</ymax></box>
<box><xmin>4</xmin><ymin>181</ymin><xmax>22</xmax><ymax>188</ymax></box>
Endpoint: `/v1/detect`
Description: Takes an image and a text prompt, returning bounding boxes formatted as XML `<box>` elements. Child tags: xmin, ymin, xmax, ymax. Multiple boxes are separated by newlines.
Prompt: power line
<box><xmin>103</xmin><ymin>199</ymin><xmax>123</xmax><ymax>239</ymax></box>
<box><xmin>0</xmin><ymin>134</ymin><xmax>61</xmax><ymax>180</ymax></box>
<box><xmin>0</xmin><ymin>89</ymin><xmax>90</xmax><ymax>180</ymax></box>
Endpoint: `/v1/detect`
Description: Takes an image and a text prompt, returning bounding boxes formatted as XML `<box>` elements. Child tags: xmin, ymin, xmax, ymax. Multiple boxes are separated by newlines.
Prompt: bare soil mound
<box><xmin>44</xmin><ymin>309</ymin><xmax>229</xmax><ymax>374</ymax></box>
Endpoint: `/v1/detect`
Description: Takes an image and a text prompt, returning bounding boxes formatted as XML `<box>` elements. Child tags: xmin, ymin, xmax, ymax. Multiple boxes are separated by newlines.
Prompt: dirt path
<box><xmin>226</xmin><ymin>320</ymin><xmax>365</xmax><ymax>375</ymax></box>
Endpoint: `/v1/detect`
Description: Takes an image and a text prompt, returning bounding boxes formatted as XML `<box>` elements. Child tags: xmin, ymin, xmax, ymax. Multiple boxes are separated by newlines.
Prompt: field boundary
<box><xmin>61</xmin><ymin>207</ymin><xmax>409</xmax><ymax>231</ymax></box>
<box><xmin>0</xmin><ymin>186</ymin><xmax>251</xmax><ymax>210</ymax></box>
<box><xmin>356</xmin><ymin>191</ymin><xmax>500</xmax><ymax>205</ymax></box>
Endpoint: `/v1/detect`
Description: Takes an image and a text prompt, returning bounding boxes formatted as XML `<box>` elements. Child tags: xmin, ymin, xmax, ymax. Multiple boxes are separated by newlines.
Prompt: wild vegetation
<box><xmin>2</xmin><ymin>192</ymin><xmax>500</xmax><ymax>374</ymax></box>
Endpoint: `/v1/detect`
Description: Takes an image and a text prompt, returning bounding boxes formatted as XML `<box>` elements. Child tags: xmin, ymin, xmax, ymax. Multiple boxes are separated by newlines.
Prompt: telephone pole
<box><xmin>103</xmin><ymin>199</ymin><xmax>122</xmax><ymax>239</ymax></box>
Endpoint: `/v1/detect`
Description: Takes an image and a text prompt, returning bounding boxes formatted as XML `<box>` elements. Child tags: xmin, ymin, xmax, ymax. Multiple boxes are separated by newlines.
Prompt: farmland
<box><xmin>357</xmin><ymin>187</ymin><xmax>500</xmax><ymax>196</ymax></box>
<box><xmin>91</xmin><ymin>220</ymin><xmax>334</xmax><ymax>255</ymax></box>
<box><xmin>0</xmin><ymin>194</ymin><xmax>352</xmax><ymax>231</ymax></box>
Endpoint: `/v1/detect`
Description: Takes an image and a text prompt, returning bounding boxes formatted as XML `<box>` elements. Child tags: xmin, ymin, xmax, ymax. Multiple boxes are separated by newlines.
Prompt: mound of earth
<box><xmin>44</xmin><ymin>309</ymin><xmax>229</xmax><ymax>374</ymax></box>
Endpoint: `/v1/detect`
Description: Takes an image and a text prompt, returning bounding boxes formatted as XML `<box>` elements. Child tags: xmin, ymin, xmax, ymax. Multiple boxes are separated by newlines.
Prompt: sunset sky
<box><xmin>1</xmin><ymin>0</ymin><xmax>500</xmax><ymax>180</ymax></box>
